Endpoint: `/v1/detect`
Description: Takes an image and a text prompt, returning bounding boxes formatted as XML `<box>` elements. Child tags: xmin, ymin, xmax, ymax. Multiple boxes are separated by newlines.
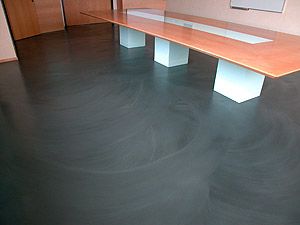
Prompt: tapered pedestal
<box><xmin>214</xmin><ymin>59</ymin><xmax>265</xmax><ymax>103</ymax></box>
<box><xmin>154</xmin><ymin>37</ymin><xmax>189</xmax><ymax>67</ymax></box>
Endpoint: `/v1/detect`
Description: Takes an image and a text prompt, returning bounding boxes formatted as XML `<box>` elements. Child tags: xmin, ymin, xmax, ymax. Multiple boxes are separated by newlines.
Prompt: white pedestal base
<box><xmin>214</xmin><ymin>59</ymin><xmax>265</xmax><ymax>103</ymax></box>
<box><xmin>154</xmin><ymin>37</ymin><xmax>189</xmax><ymax>67</ymax></box>
<box><xmin>119</xmin><ymin>26</ymin><xmax>146</xmax><ymax>48</ymax></box>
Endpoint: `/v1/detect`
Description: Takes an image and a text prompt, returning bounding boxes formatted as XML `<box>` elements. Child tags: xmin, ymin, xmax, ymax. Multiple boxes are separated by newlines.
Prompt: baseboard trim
<box><xmin>0</xmin><ymin>57</ymin><xmax>18</xmax><ymax>64</ymax></box>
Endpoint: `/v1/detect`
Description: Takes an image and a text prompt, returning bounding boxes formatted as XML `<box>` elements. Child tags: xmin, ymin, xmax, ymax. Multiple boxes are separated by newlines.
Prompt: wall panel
<box><xmin>63</xmin><ymin>0</ymin><xmax>111</xmax><ymax>26</ymax></box>
<box><xmin>34</xmin><ymin>0</ymin><xmax>65</xmax><ymax>33</ymax></box>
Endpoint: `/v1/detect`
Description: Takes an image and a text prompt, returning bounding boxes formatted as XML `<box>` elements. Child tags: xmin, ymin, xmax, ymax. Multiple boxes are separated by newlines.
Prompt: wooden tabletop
<box><xmin>81</xmin><ymin>9</ymin><xmax>300</xmax><ymax>78</ymax></box>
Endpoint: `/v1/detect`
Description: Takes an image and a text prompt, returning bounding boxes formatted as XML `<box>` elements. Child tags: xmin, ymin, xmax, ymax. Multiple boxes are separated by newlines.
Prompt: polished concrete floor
<box><xmin>1</xmin><ymin>23</ymin><xmax>300</xmax><ymax>225</ymax></box>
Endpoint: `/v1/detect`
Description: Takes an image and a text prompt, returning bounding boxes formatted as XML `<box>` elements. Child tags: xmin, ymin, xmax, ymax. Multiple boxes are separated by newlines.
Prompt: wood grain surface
<box><xmin>34</xmin><ymin>0</ymin><xmax>65</xmax><ymax>33</ymax></box>
<box><xmin>122</xmin><ymin>0</ymin><xmax>166</xmax><ymax>10</ymax></box>
<box><xmin>63</xmin><ymin>0</ymin><xmax>111</xmax><ymax>26</ymax></box>
<box><xmin>3</xmin><ymin>0</ymin><xmax>40</xmax><ymax>40</ymax></box>
<box><xmin>81</xmin><ymin>9</ymin><xmax>300</xmax><ymax>78</ymax></box>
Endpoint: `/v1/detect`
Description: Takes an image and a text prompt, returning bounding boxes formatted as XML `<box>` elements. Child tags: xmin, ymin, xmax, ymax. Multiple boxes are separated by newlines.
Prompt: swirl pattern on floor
<box><xmin>1</xmin><ymin>24</ymin><xmax>300</xmax><ymax>225</ymax></box>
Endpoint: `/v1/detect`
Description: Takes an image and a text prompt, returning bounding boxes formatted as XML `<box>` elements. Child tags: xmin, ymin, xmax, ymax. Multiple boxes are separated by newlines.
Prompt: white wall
<box><xmin>0</xmin><ymin>1</ymin><xmax>17</xmax><ymax>63</ymax></box>
<box><xmin>166</xmin><ymin>0</ymin><xmax>300</xmax><ymax>36</ymax></box>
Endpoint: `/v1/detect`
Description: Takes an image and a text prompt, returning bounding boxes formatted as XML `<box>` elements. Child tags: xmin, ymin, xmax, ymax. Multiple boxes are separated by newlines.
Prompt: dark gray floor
<box><xmin>1</xmin><ymin>23</ymin><xmax>300</xmax><ymax>225</ymax></box>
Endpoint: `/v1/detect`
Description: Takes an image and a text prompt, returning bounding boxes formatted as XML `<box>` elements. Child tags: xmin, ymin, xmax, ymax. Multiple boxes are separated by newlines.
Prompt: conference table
<box><xmin>81</xmin><ymin>9</ymin><xmax>300</xmax><ymax>103</ymax></box>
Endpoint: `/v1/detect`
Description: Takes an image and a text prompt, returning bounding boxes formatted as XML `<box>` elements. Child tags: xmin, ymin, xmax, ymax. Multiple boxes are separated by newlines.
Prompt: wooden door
<box><xmin>34</xmin><ymin>0</ymin><xmax>65</xmax><ymax>33</ymax></box>
<box><xmin>3</xmin><ymin>0</ymin><xmax>40</xmax><ymax>40</ymax></box>
<box><xmin>117</xmin><ymin>0</ymin><xmax>123</xmax><ymax>10</ymax></box>
<box><xmin>63</xmin><ymin>0</ymin><xmax>112</xmax><ymax>26</ymax></box>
